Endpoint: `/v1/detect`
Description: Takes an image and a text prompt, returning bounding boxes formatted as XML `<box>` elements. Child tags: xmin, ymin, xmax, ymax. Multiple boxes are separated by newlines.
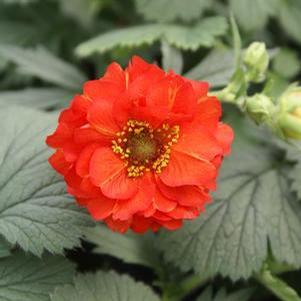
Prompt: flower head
<box><xmin>46</xmin><ymin>56</ymin><xmax>233</xmax><ymax>233</ymax></box>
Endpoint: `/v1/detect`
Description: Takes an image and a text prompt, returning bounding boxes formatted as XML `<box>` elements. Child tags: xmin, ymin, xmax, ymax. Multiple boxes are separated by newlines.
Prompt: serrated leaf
<box><xmin>230</xmin><ymin>0</ymin><xmax>280</xmax><ymax>31</ymax></box>
<box><xmin>84</xmin><ymin>225</ymin><xmax>160</xmax><ymax>268</ymax></box>
<box><xmin>51</xmin><ymin>270</ymin><xmax>160</xmax><ymax>301</ymax></box>
<box><xmin>164</xmin><ymin>17</ymin><xmax>228</xmax><ymax>51</ymax></box>
<box><xmin>161</xmin><ymin>40</ymin><xmax>183</xmax><ymax>74</ymax></box>
<box><xmin>76</xmin><ymin>18</ymin><xmax>228</xmax><ymax>57</ymax></box>
<box><xmin>158</xmin><ymin>138</ymin><xmax>301</xmax><ymax>280</ymax></box>
<box><xmin>185</xmin><ymin>49</ymin><xmax>234</xmax><ymax>88</ymax></box>
<box><xmin>279</xmin><ymin>0</ymin><xmax>301</xmax><ymax>45</ymax></box>
<box><xmin>0</xmin><ymin>106</ymin><xmax>93</xmax><ymax>256</ymax></box>
<box><xmin>135</xmin><ymin>0</ymin><xmax>212</xmax><ymax>22</ymax></box>
<box><xmin>197</xmin><ymin>286</ymin><xmax>254</xmax><ymax>301</ymax></box>
<box><xmin>0</xmin><ymin>45</ymin><xmax>87</xmax><ymax>90</ymax></box>
<box><xmin>76</xmin><ymin>24</ymin><xmax>163</xmax><ymax>57</ymax></box>
<box><xmin>0</xmin><ymin>88</ymin><xmax>73</xmax><ymax>109</ymax></box>
<box><xmin>0</xmin><ymin>251</ymin><xmax>74</xmax><ymax>301</ymax></box>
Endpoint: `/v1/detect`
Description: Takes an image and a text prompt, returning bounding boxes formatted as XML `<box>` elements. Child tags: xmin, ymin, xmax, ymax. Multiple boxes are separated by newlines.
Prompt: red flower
<box><xmin>46</xmin><ymin>56</ymin><xmax>233</xmax><ymax>233</ymax></box>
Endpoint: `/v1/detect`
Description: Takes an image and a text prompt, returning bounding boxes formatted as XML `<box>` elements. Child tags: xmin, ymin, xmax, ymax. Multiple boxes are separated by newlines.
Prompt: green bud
<box><xmin>277</xmin><ymin>85</ymin><xmax>301</xmax><ymax>140</ymax></box>
<box><xmin>245</xmin><ymin>94</ymin><xmax>274</xmax><ymax>124</ymax></box>
<box><xmin>243</xmin><ymin>42</ymin><xmax>269</xmax><ymax>83</ymax></box>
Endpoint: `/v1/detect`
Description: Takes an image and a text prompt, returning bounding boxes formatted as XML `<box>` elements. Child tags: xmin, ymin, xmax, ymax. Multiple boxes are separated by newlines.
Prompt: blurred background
<box><xmin>0</xmin><ymin>0</ymin><xmax>300</xmax><ymax>112</ymax></box>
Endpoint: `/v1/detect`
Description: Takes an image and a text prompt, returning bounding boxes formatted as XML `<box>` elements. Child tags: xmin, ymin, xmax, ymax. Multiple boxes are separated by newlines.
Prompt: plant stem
<box><xmin>255</xmin><ymin>264</ymin><xmax>301</xmax><ymax>301</ymax></box>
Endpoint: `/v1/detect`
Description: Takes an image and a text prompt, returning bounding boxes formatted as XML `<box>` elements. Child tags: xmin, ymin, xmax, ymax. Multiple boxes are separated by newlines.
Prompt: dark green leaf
<box><xmin>0</xmin><ymin>45</ymin><xmax>86</xmax><ymax>90</ymax></box>
<box><xmin>0</xmin><ymin>106</ymin><xmax>93</xmax><ymax>255</ymax></box>
<box><xmin>51</xmin><ymin>270</ymin><xmax>160</xmax><ymax>301</ymax></box>
<box><xmin>0</xmin><ymin>252</ymin><xmax>74</xmax><ymax>301</ymax></box>
<box><xmin>135</xmin><ymin>0</ymin><xmax>212</xmax><ymax>22</ymax></box>
<box><xmin>159</xmin><ymin>137</ymin><xmax>301</xmax><ymax>280</ymax></box>
<box><xmin>0</xmin><ymin>88</ymin><xmax>72</xmax><ymax>109</ymax></box>
<box><xmin>84</xmin><ymin>225</ymin><xmax>161</xmax><ymax>268</ymax></box>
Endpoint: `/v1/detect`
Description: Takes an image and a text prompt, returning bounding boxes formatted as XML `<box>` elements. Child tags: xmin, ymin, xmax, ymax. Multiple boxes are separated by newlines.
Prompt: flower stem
<box><xmin>255</xmin><ymin>264</ymin><xmax>301</xmax><ymax>301</ymax></box>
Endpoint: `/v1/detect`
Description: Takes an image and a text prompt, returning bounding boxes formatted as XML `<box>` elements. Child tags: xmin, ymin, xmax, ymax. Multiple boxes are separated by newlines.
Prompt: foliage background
<box><xmin>0</xmin><ymin>0</ymin><xmax>300</xmax><ymax>300</ymax></box>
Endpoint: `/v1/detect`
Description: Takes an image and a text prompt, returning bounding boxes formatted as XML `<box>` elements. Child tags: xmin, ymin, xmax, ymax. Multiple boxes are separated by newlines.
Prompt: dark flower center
<box><xmin>112</xmin><ymin>119</ymin><xmax>180</xmax><ymax>177</ymax></box>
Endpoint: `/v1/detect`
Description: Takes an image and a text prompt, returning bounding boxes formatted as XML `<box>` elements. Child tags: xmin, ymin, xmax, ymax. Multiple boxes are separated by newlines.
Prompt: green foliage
<box><xmin>84</xmin><ymin>225</ymin><xmax>160</xmax><ymax>268</ymax></box>
<box><xmin>0</xmin><ymin>106</ymin><xmax>93</xmax><ymax>255</ymax></box>
<box><xmin>51</xmin><ymin>270</ymin><xmax>160</xmax><ymax>301</ymax></box>
<box><xmin>291</xmin><ymin>161</ymin><xmax>301</xmax><ymax>200</ymax></box>
<box><xmin>0</xmin><ymin>236</ymin><xmax>11</xmax><ymax>258</ymax></box>
<box><xmin>161</xmin><ymin>40</ymin><xmax>183</xmax><ymax>74</ymax></box>
<box><xmin>185</xmin><ymin>49</ymin><xmax>234</xmax><ymax>87</ymax></box>
<box><xmin>0</xmin><ymin>45</ymin><xmax>87</xmax><ymax>91</ymax></box>
<box><xmin>158</xmin><ymin>135</ymin><xmax>301</xmax><ymax>280</ymax></box>
<box><xmin>76</xmin><ymin>17</ymin><xmax>228</xmax><ymax>56</ymax></box>
<box><xmin>196</xmin><ymin>286</ymin><xmax>254</xmax><ymax>301</ymax></box>
<box><xmin>135</xmin><ymin>0</ymin><xmax>212</xmax><ymax>22</ymax></box>
<box><xmin>0</xmin><ymin>88</ymin><xmax>73</xmax><ymax>109</ymax></box>
<box><xmin>0</xmin><ymin>251</ymin><xmax>74</xmax><ymax>301</ymax></box>
<box><xmin>273</xmin><ymin>48</ymin><xmax>301</xmax><ymax>79</ymax></box>
<box><xmin>230</xmin><ymin>0</ymin><xmax>280</xmax><ymax>31</ymax></box>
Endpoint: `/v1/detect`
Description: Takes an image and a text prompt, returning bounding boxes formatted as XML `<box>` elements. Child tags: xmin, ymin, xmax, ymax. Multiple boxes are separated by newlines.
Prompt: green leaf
<box><xmin>0</xmin><ymin>88</ymin><xmax>73</xmax><ymax>109</ymax></box>
<box><xmin>135</xmin><ymin>0</ymin><xmax>212</xmax><ymax>22</ymax></box>
<box><xmin>0</xmin><ymin>236</ymin><xmax>11</xmax><ymax>258</ymax></box>
<box><xmin>197</xmin><ymin>286</ymin><xmax>254</xmax><ymax>301</ymax></box>
<box><xmin>76</xmin><ymin>24</ymin><xmax>163</xmax><ymax>57</ymax></box>
<box><xmin>291</xmin><ymin>161</ymin><xmax>301</xmax><ymax>200</ymax></box>
<box><xmin>0</xmin><ymin>45</ymin><xmax>87</xmax><ymax>90</ymax></box>
<box><xmin>0</xmin><ymin>106</ymin><xmax>93</xmax><ymax>256</ymax></box>
<box><xmin>0</xmin><ymin>251</ymin><xmax>74</xmax><ymax>301</ymax></box>
<box><xmin>230</xmin><ymin>0</ymin><xmax>280</xmax><ymax>31</ymax></box>
<box><xmin>158</xmin><ymin>138</ymin><xmax>301</xmax><ymax>280</ymax></box>
<box><xmin>279</xmin><ymin>0</ymin><xmax>301</xmax><ymax>45</ymax></box>
<box><xmin>161</xmin><ymin>40</ymin><xmax>183</xmax><ymax>74</ymax></box>
<box><xmin>84</xmin><ymin>225</ymin><xmax>160</xmax><ymax>268</ymax></box>
<box><xmin>185</xmin><ymin>49</ymin><xmax>234</xmax><ymax>87</ymax></box>
<box><xmin>273</xmin><ymin>48</ymin><xmax>300</xmax><ymax>79</ymax></box>
<box><xmin>163</xmin><ymin>17</ymin><xmax>228</xmax><ymax>51</ymax></box>
<box><xmin>0</xmin><ymin>21</ymin><xmax>36</xmax><ymax>45</ymax></box>
<box><xmin>76</xmin><ymin>17</ymin><xmax>228</xmax><ymax>57</ymax></box>
<box><xmin>51</xmin><ymin>270</ymin><xmax>160</xmax><ymax>301</ymax></box>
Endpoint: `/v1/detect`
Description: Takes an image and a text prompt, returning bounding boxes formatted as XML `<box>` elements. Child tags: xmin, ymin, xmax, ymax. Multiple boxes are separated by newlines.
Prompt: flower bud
<box><xmin>245</xmin><ymin>94</ymin><xmax>274</xmax><ymax>124</ymax></box>
<box><xmin>243</xmin><ymin>42</ymin><xmax>269</xmax><ymax>83</ymax></box>
<box><xmin>277</xmin><ymin>85</ymin><xmax>301</xmax><ymax>140</ymax></box>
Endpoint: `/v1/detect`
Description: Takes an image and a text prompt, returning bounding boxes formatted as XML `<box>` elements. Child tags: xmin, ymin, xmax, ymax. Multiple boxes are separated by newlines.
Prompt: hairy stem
<box><xmin>255</xmin><ymin>264</ymin><xmax>301</xmax><ymax>301</ymax></box>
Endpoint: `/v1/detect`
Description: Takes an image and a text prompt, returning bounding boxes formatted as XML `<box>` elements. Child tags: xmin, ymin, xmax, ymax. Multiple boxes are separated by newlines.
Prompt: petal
<box><xmin>90</xmin><ymin>147</ymin><xmax>138</xmax><ymax>199</ymax></box>
<box><xmin>88</xmin><ymin>101</ymin><xmax>120</xmax><ymax>137</ymax></box>
<box><xmin>46</xmin><ymin>122</ymin><xmax>73</xmax><ymax>148</ymax></box>
<box><xmin>160</xmin><ymin>219</ymin><xmax>183</xmax><ymax>230</ymax></box>
<box><xmin>127</xmin><ymin>56</ymin><xmax>153</xmax><ymax>81</ymax></box>
<box><xmin>159</xmin><ymin>150</ymin><xmax>217</xmax><ymax>187</ymax></box>
<box><xmin>157</xmin><ymin>178</ymin><xmax>211</xmax><ymax>208</ymax></box>
<box><xmin>131</xmin><ymin>216</ymin><xmax>152</xmax><ymax>233</ymax></box>
<box><xmin>195</xmin><ymin>97</ymin><xmax>222</xmax><ymax>131</ymax></box>
<box><xmin>76</xmin><ymin>143</ymin><xmax>100</xmax><ymax>177</ymax></box>
<box><xmin>74</xmin><ymin>127</ymin><xmax>111</xmax><ymax>145</ymax></box>
<box><xmin>113</xmin><ymin>174</ymin><xmax>155</xmax><ymax>220</ymax></box>
<box><xmin>186</xmin><ymin>79</ymin><xmax>209</xmax><ymax>98</ymax></box>
<box><xmin>153</xmin><ymin>189</ymin><xmax>177</xmax><ymax>213</ymax></box>
<box><xmin>170</xmin><ymin>81</ymin><xmax>197</xmax><ymax>122</ymax></box>
<box><xmin>103</xmin><ymin>62</ymin><xmax>125</xmax><ymax>87</ymax></box>
<box><xmin>105</xmin><ymin>216</ymin><xmax>131</xmax><ymax>233</ymax></box>
<box><xmin>167</xmin><ymin>206</ymin><xmax>199</xmax><ymax>219</ymax></box>
<box><xmin>215</xmin><ymin>123</ymin><xmax>234</xmax><ymax>155</ymax></box>
<box><xmin>87</xmin><ymin>196</ymin><xmax>116</xmax><ymax>220</ymax></box>
<box><xmin>174</xmin><ymin>123</ymin><xmax>222</xmax><ymax>161</ymax></box>
<box><xmin>83</xmin><ymin>78</ymin><xmax>123</xmax><ymax>103</ymax></box>
<box><xmin>48</xmin><ymin>150</ymin><xmax>72</xmax><ymax>175</ymax></box>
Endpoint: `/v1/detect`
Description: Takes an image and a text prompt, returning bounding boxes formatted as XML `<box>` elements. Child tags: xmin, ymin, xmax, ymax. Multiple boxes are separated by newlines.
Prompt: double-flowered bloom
<box><xmin>46</xmin><ymin>56</ymin><xmax>233</xmax><ymax>233</ymax></box>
